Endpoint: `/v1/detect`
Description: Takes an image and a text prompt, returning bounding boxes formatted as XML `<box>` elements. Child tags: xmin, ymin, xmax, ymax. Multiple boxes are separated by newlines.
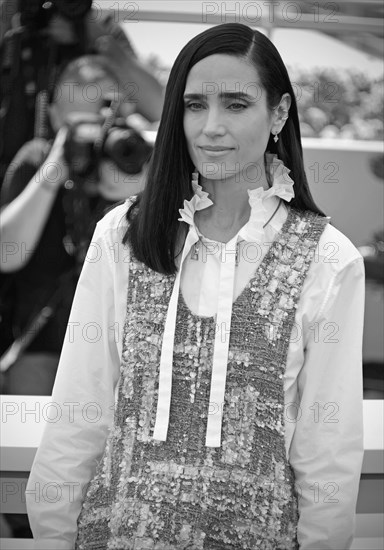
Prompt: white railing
<box><xmin>1</xmin><ymin>395</ymin><xmax>383</xmax><ymax>549</ymax></box>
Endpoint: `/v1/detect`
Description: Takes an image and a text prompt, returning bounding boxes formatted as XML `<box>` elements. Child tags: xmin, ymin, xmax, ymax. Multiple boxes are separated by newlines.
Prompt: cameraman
<box><xmin>0</xmin><ymin>0</ymin><xmax>164</xmax><ymax>185</ymax></box>
<box><xmin>0</xmin><ymin>54</ymin><xmax>150</xmax><ymax>396</ymax></box>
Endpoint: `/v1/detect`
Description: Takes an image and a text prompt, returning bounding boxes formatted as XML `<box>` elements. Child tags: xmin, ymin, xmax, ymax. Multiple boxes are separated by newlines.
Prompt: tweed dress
<box><xmin>75</xmin><ymin>206</ymin><xmax>329</xmax><ymax>550</ymax></box>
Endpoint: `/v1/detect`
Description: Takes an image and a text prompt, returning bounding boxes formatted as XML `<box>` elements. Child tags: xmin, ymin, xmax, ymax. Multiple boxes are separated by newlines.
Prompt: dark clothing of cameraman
<box><xmin>0</xmin><ymin>37</ymin><xmax>83</xmax><ymax>185</ymax></box>
<box><xmin>0</xmin><ymin>137</ymin><xmax>113</xmax><ymax>394</ymax></box>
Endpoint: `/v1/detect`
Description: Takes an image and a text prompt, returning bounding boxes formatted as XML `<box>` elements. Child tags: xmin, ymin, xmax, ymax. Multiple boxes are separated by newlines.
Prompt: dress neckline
<box><xmin>153</xmin><ymin>154</ymin><xmax>295</xmax><ymax>447</ymax></box>
<box><xmin>179</xmin><ymin>205</ymin><xmax>296</xmax><ymax>320</ymax></box>
<box><xmin>178</xmin><ymin>153</ymin><xmax>295</xmax><ymax>245</ymax></box>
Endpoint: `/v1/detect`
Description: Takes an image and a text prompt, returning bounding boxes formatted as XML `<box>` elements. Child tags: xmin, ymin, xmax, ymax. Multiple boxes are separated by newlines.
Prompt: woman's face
<box><xmin>183</xmin><ymin>54</ymin><xmax>274</xmax><ymax>185</ymax></box>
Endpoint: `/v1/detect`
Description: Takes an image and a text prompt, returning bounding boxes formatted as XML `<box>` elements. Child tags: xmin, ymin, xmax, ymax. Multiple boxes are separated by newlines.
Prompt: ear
<box><xmin>271</xmin><ymin>93</ymin><xmax>291</xmax><ymax>134</ymax></box>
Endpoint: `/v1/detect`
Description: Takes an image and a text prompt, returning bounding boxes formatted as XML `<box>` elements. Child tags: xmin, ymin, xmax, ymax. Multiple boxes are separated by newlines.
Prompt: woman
<box><xmin>26</xmin><ymin>24</ymin><xmax>365</xmax><ymax>550</ymax></box>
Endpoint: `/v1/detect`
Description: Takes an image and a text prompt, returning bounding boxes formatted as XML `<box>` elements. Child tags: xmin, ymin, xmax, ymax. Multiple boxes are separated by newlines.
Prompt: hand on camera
<box><xmin>41</xmin><ymin>127</ymin><xmax>70</xmax><ymax>191</ymax></box>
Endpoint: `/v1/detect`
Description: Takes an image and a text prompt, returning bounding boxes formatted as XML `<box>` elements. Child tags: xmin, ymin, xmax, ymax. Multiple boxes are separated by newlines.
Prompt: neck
<box><xmin>195</xmin><ymin>159</ymin><xmax>270</xmax><ymax>242</ymax></box>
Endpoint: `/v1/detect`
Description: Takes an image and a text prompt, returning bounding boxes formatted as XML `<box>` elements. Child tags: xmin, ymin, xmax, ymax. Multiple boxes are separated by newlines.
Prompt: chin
<box><xmin>198</xmin><ymin>164</ymin><xmax>240</xmax><ymax>182</ymax></box>
<box><xmin>98</xmin><ymin>188</ymin><xmax>123</xmax><ymax>201</ymax></box>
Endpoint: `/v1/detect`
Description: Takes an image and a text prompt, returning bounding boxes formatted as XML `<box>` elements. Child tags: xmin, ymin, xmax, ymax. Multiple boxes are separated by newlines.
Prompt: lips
<box><xmin>198</xmin><ymin>145</ymin><xmax>234</xmax><ymax>157</ymax></box>
<box><xmin>199</xmin><ymin>145</ymin><xmax>233</xmax><ymax>151</ymax></box>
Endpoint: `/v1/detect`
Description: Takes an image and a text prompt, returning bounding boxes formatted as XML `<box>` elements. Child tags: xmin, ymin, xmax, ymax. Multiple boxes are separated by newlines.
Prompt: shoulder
<box><xmin>82</xmin><ymin>199</ymin><xmax>134</xmax><ymax>272</ymax></box>
<box><xmin>93</xmin><ymin>196</ymin><xmax>135</xmax><ymax>247</ymax></box>
<box><xmin>317</xmin><ymin>221</ymin><xmax>363</xmax><ymax>272</ymax></box>
<box><xmin>298</xmin><ymin>217</ymin><xmax>365</xmax><ymax>323</ymax></box>
<box><xmin>289</xmin><ymin>206</ymin><xmax>362</xmax><ymax>273</ymax></box>
<box><xmin>292</xmin><ymin>207</ymin><xmax>362</xmax><ymax>271</ymax></box>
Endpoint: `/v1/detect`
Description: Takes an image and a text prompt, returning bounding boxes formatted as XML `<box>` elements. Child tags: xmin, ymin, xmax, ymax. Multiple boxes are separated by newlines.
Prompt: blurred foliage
<box><xmin>287</xmin><ymin>66</ymin><xmax>383</xmax><ymax>140</ymax></box>
<box><xmin>143</xmin><ymin>55</ymin><xmax>383</xmax><ymax>141</ymax></box>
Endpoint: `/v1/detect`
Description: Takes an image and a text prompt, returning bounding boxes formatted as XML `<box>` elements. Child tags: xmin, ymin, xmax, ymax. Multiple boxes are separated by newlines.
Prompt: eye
<box><xmin>185</xmin><ymin>102</ymin><xmax>205</xmax><ymax>111</ymax></box>
<box><xmin>227</xmin><ymin>102</ymin><xmax>247</xmax><ymax>111</ymax></box>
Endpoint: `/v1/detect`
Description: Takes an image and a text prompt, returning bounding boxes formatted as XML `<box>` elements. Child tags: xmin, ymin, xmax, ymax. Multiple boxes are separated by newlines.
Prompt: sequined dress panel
<box><xmin>76</xmin><ymin>207</ymin><xmax>329</xmax><ymax>550</ymax></box>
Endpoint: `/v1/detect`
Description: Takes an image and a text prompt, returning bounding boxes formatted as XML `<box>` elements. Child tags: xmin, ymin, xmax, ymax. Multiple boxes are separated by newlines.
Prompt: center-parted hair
<box><xmin>124</xmin><ymin>23</ymin><xmax>326</xmax><ymax>275</ymax></box>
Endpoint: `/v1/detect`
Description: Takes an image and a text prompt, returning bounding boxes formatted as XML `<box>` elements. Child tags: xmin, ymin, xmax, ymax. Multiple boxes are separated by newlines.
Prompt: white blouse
<box><xmin>26</xmin><ymin>158</ymin><xmax>365</xmax><ymax>550</ymax></box>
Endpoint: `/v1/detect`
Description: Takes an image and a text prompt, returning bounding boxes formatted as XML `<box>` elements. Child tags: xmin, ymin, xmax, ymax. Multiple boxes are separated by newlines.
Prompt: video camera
<box><xmin>63</xmin><ymin>113</ymin><xmax>153</xmax><ymax>178</ymax></box>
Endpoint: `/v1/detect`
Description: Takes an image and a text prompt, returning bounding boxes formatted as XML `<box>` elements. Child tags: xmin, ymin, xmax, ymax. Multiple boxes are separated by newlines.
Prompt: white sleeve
<box><xmin>25</xmin><ymin>214</ymin><xmax>129</xmax><ymax>550</ymax></box>
<box><xmin>289</xmin><ymin>256</ymin><xmax>365</xmax><ymax>550</ymax></box>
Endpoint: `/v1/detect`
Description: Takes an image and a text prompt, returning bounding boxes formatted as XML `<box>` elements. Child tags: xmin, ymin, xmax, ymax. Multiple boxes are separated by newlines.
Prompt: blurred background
<box><xmin>112</xmin><ymin>4</ymin><xmax>384</xmax><ymax>392</ymax></box>
<box><xmin>0</xmin><ymin>1</ymin><xmax>383</xmax><ymax>547</ymax></box>
<box><xmin>114</xmin><ymin>0</ymin><xmax>384</xmax><ymax>401</ymax></box>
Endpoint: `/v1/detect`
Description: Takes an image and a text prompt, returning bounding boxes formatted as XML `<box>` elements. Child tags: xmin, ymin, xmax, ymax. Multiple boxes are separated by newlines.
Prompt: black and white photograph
<box><xmin>0</xmin><ymin>1</ymin><xmax>383</xmax><ymax>548</ymax></box>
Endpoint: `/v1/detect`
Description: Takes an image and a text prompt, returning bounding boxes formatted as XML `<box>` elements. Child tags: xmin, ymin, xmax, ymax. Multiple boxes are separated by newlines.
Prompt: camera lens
<box><xmin>104</xmin><ymin>128</ymin><xmax>152</xmax><ymax>174</ymax></box>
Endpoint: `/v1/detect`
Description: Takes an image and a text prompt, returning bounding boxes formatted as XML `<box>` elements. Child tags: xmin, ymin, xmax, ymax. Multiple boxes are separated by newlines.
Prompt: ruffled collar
<box><xmin>178</xmin><ymin>153</ymin><xmax>295</xmax><ymax>243</ymax></box>
<box><xmin>178</xmin><ymin>173</ymin><xmax>213</xmax><ymax>227</ymax></box>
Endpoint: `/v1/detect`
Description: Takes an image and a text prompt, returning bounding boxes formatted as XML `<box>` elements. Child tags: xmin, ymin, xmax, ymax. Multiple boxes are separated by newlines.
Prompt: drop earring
<box><xmin>191</xmin><ymin>169</ymin><xmax>199</xmax><ymax>185</ymax></box>
<box><xmin>273</xmin><ymin>131</ymin><xmax>279</xmax><ymax>143</ymax></box>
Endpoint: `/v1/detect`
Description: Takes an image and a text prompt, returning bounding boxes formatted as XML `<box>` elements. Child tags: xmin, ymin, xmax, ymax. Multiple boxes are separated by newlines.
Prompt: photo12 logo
<box><xmin>201</xmin><ymin>2</ymin><xmax>339</xmax><ymax>25</ymax></box>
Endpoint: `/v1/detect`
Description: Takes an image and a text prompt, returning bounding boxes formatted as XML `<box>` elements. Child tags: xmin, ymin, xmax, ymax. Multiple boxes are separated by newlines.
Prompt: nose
<box><xmin>202</xmin><ymin>106</ymin><xmax>226</xmax><ymax>138</ymax></box>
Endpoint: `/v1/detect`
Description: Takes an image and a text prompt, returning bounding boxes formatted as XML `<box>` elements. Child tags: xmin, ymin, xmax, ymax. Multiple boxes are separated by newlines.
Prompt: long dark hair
<box><xmin>124</xmin><ymin>23</ymin><xmax>326</xmax><ymax>275</ymax></box>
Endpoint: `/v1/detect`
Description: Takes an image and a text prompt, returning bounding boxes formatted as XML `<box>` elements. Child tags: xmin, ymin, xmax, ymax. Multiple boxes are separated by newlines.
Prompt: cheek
<box><xmin>98</xmin><ymin>166</ymin><xmax>144</xmax><ymax>200</ymax></box>
<box><xmin>243</xmin><ymin>118</ymin><xmax>271</xmax><ymax>147</ymax></box>
<box><xmin>183</xmin><ymin>119</ymin><xmax>196</xmax><ymax>156</ymax></box>
<box><xmin>99</xmin><ymin>162</ymin><xmax>125</xmax><ymax>191</ymax></box>
<box><xmin>183</xmin><ymin>112</ymin><xmax>202</xmax><ymax>138</ymax></box>
<box><xmin>183</xmin><ymin>117</ymin><xmax>192</xmax><ymax>142</ymax></box>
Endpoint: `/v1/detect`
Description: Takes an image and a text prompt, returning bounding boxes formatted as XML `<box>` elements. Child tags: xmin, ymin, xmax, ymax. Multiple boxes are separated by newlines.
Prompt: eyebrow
<box><xmin>183</xmin><ymin>92</ymin><xmax>256</xmax><ymax>101</ymax></box>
